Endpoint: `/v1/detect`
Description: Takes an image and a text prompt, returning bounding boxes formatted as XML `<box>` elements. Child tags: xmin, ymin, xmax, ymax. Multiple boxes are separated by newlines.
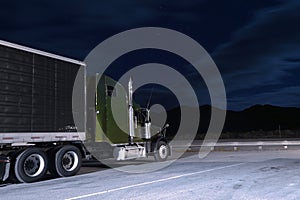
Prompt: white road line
<box><xmin>65</xmin><ymin>163</ymin><xmax>244</xmax><ymax>200</ymax></box>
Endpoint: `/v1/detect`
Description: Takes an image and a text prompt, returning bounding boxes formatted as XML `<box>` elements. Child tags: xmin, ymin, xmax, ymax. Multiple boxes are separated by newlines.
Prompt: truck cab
<box><xmin>86</xmin><ymin>75</ymin><xmax>171</xmax><ymax>162</ymax></box>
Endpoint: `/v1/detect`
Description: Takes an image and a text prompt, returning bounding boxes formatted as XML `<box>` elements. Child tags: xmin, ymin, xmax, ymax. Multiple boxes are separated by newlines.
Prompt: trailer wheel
<box><xmin>14</xmin><ymin>148</ymin><xmax>48</xmax><ymax>183</ymax></box>
<box><xmin>53</xmin><ymin>145</ymin><xmax>82</xmax><ymax>177</ymax></box>
<box><xmin>154</xmin><ymin>141</ymin><xmax>169</xmax><ymax>161</ymax></box>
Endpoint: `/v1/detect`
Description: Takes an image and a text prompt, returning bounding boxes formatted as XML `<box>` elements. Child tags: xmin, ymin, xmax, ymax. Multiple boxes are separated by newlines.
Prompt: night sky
<box><xmin>0</xmin><ymin>0</ymin><xmax>299</xmax><ymax>110</ymax></box>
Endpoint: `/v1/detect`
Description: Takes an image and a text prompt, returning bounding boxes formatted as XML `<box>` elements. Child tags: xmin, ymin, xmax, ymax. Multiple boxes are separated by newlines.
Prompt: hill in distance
<box><xmin>162</xmin><ymin>104</ymin><xmax>300</xmax><ymax>139</ymax></box>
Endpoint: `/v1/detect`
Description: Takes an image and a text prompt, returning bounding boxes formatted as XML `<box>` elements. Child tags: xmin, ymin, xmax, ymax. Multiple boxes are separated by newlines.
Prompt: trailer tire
<box><xmin>48</xmin><ymin>147</ymin><xmax>60</xmax><ymax>177</ymax></box>
<box><xmin>52</xmin><ymin>145</ymin><xmax>82</xmax><ymax>177</ymax></box>
<box><xmin>154</xmin><ymin>141</ymin><xmax>169</xmax><ymax>161</ymax></box>
<box><xmin>14</xmin><ymin>148</ymin><xmax>48</xmax><ymax>183</ymax></box>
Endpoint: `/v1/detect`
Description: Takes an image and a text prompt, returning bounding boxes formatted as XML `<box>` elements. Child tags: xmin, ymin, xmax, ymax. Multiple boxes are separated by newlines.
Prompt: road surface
<box><xmin>1</xmin><ymin>150</ymin><xmax>300</xmax><ymax>200</ymax></box>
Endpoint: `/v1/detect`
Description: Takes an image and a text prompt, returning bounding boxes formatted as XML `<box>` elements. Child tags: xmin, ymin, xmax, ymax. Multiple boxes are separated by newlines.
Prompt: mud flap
<box><xmin>0</xmin><ymin>155</ymin><xmax>10</xmax><ymax>181</ymax></box>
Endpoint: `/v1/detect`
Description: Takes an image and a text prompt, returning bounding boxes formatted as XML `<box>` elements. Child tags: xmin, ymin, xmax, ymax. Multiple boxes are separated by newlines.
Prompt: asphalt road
<box><xmin>1</xmin><ymin>150</ymin><xmax>300</xmax><ymax>200</ymax></box>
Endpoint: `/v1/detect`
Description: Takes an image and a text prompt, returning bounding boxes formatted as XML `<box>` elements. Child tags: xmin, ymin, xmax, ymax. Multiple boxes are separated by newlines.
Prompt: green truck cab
<box><xmin>86</xmin><ymin>75</ymin><xmax>171</xmax><ymax>161</ymax></box>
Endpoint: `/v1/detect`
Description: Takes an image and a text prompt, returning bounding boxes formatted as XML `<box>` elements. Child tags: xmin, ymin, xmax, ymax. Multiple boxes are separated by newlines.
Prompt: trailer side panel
<box><xmin>0</xmin><ymin>44</ymin><xmax>81</xmax><ymax>133</ymax></box>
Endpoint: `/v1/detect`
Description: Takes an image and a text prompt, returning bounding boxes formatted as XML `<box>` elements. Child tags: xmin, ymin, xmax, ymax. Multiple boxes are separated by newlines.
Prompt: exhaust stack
<box><xmin>128</xmin><ymin>77</ymin><xmax>135</xmax><ymax>143</ymax></box>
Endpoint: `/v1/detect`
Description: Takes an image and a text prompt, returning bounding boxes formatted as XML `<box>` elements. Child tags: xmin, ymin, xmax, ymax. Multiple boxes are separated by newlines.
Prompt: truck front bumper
<box><xmin>0</xmin><ymin>155</ymin><xmax>10</xmax><ymax>181</ymax></box>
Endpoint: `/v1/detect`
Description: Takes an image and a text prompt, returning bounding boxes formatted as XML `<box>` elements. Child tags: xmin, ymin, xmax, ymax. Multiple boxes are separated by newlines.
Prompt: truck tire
<box><xmin>52</xmin><ymin>145</ymin><xmax>82</xmax><ymax>177</ymax></box>
<box><xmin>14</xmin><ymin>148</ymin><xmax>48</xmax><ymax>183</ymax></box>
<box><xmin>154</xmin><ymin>141</ymin><xmax>169</xmax><ymax>161</ymax></box>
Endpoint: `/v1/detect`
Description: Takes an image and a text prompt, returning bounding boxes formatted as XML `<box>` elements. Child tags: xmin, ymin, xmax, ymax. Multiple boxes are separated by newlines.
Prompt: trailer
<box><xmin>0</xmin><ymin>40</ymin><xmax>171</xmax><ymax>183</ymax></box>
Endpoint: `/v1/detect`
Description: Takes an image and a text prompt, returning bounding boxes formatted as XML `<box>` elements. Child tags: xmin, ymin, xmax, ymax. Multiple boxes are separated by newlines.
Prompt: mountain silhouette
<box><xmin>163</xmin><ymin>104</ymin><xmax>300</xmax><ymax>139</ymax></box>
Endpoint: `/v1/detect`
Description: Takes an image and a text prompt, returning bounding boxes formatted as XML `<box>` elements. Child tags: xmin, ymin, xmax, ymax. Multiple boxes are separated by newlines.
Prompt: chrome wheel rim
<box><xmin>24</xmin><ymin>154</ymin><xmax>45</xmax><ymax>177</ymax></box>
<box><xmin>62</xmin><ymin>151</ymin><xmax>79</xmax><ymax>172</ymax></box>
<box><xmin>158</xmin><ymin>145</ymin><xmax>168</xmax><ymax>160</ymax></box>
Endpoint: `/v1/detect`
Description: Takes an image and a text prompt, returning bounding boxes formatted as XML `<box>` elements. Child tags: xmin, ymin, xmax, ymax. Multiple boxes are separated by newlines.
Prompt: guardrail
<box><xmin>172</xmin><ymin>140</ymin><xmax>300</xmax><ymax>151</ymax></box>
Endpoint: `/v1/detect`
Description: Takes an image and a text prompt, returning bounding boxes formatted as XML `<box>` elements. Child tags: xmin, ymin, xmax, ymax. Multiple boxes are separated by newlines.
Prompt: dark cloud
<box><xmin>228</xmin><ymin>86</ymin><xmax>300</xmax><ymax>110</ymax></box>
<box><xmin>0</xmin><ymin>0</ymin><xmax>298</xmax><ymax>110</ymax></box>
<box><xmin>0</xmin><ymin>0</ymin><xmax>277</xmax><ymax>57</ymax></box>
<box><xmin>212</xmin><ymin>0</ymin><xmax>300</xmax><ymax>109</ymax></box>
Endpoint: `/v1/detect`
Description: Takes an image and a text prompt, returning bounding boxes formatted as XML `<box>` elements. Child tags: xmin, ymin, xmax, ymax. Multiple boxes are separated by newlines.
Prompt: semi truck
<box><xmin>0</xmin><ymin>40</ymin><xmax>171</xmax><ymax>183</ymax></box>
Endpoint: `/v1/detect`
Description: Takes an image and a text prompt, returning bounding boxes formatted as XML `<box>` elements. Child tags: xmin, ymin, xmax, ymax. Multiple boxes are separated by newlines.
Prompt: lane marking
<box><xmin>65</xmin><ymin>163</ymin><xmax>244</xmax><ymax>200</ymax></box>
